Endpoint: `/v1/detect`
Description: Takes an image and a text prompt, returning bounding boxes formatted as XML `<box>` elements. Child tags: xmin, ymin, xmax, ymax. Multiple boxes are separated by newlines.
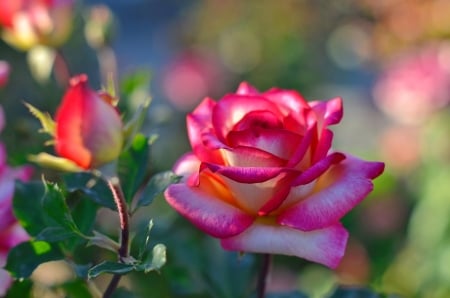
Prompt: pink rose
<box><xmin>0</xmin><ymin>106</ymin><xmax>33</xmax><ymax>296</ymax></box>
<box><xmin>164</xmin><ymin>83</ymin><xmax>384</xmax><ymax>268</ymax></box>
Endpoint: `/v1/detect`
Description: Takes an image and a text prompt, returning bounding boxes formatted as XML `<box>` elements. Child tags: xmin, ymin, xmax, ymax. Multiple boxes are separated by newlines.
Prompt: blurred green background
<box><xmin>1</xmin><ymin>0</ymin><xmax>449</xmax><ymax>297</ymax></box>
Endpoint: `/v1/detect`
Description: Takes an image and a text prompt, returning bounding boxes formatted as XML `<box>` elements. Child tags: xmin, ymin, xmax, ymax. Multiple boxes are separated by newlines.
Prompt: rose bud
<box><xmin>54</xmin><ymin>74</ymin><xmax>123</xmax><ymax>169</ymax></box>
<box><xmin>165</xmin><ymin>82</ymin><xmax>384</xmax><ymax>268</ymax></box>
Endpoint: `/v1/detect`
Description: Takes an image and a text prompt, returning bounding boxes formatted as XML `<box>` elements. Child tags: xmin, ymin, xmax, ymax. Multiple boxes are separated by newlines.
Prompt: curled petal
<box><xmin>236</xmin><ymin>81</ymin><xmax>259</xmax><ymax>95</ymax></box>
<box><xmin>227</xmin><ymin>128</ymin><xmax>302</xmax><ymax>160</ymax></box>
<box><xmin>310</xmin><ymin>97</ymin><xmax>343</xmax><ymax>126</ymax></box>
<box><xmin>202</xmin><ymin>162</ymin><xmax>292</xmax><ymax>184</ymax></box>
<box><xmin>312</xmin><ymin>129</ymin><xmax>333</xmax><ymax>163</ymax></box>
<box><xmin>221</xmin><ymin>222</ymin><xmax>349</xmax><ymax>269</ymax></box>
<box><xmin>173</xmin><ymin>153</ymin><xmax>200</xmax><ymax>179</ymax></box>
<box><xmin>212</xmin><ymin>95</ymin><xmax>283</xmax><ymax>143</ymax></box>
<box><xmin>221</xmin><ymin>147</ymin><xmax>286</xmax><ymax>168</ymax></box>
<box><xmin>263</xmin><ymin>88</ymin><xmax>310</xmax><ymax>117</ymax></box>
<box><xmin>278</xmin><ymin>155</ymin><xmax>385</xmax><ymax>231</ymax></box>
<box><xmin>165</xmin><ymin>183</ymin><xmax>254</xmax><ymax>238</ymax></box>
<box><xmin>187</xmin><ymin>98</ymin><xmax>224</xmax><ymax>164</ymax></box>
<box><xmin>218</xmin><ymin>172</ymin><xmax>296</xmax><ymax>214</ymax></box>
<box><xmin>292</xmin><ymin>152</ymin><xmax>345</xmax><ymax>186</ymax></box>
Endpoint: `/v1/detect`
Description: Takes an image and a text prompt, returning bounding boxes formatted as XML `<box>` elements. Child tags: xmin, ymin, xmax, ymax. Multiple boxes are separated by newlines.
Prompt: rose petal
<box><xmin>236</xmin><ymin>81</ymin><xmax>260</xmax><ymax>95</ymax></box>
<box><xmin>165</xmin><ymin>183</ymin><xmax>254</xmax><ymax>238</ymax></box>
<box><xmin>173</xmin><ymin>152</ymin><xmax>201</xmax><ymax>182</ymax></box>
<box><xmin>278</xmin><ymin>155</ymin><xmax>385</xmax><ymax>231</ymax></box>
<box><xmin>0</xmin><ymin>268</ymin><xmax>12</xmax><ymax>297</ymax></box>
<box><xmin>287</xmin><ymin>124</ymin><xmax>315</xmax><ymax>168</ymax></box>
<box><xmin>221</xmin><ymin>147</ymin><xmax>286</xmax><ymax>168</ymax></box>
<box><xmin>221</xmin><ymin>222</ymin><xmax>349</xmax><ymax>269</ymax></box>
<box><xmin>212</xmin><ymin>95</ymin><xmax>283</xmax><ymax>143</ymax></box>
<box><xmin>202</xmin><ymin>162</ymin><xmax>292</xmax><ymax>183</ymax></box>
<box><xmin>292</xmin><ymin>152</ymin><xmax>345</xmax><ymax>186</ymax></box>
<box><xmin>310</xmin><ymin>97</ymin><xmax>343</xmax><ymax>126</ymax></box>
<box><xmin>187</xmin><ymin>97</ymin><xmax>224</xmax><ymax>164</ymax></box>
<box><xmin>312</xmin><ymin>129</ymin><xmax>333</xmax><ymax>163</ymax></box>
<box><xmin>263</xmin><ymin>88</ymin><xmax>310</xmax><ymax>117</ymax></box>
<box><xmin>209</xmin><ymin>168</ymin><xmax>297</xmax><ymax>214</ymax></box>
<box><xmin>227</xmin><ymin>128</ymin><xmax>302</xmax><ymax>160</ymax></box>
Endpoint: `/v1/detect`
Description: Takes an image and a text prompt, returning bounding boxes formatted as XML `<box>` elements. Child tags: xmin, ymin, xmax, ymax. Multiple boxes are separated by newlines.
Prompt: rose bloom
<box><xmin>165</xmin><ymin>83</ymin><xmax>384</xmax><ymax>268</ymax></box>
<box><xmin>373</xmin><ymin>43</ymin><xmax>450</xmax><ymax>125</ymax></box>
<box><xmin>0</xmin><ymin>107</ymin><xmax>33</xmax><ymax>296</ymax></box>
<box><xmin>54</xmin><ymin>74</ymin><xmax>123</xmax><ymax>169</ymax></box>
<box><xmin>0</xmin><ymin>0</ymin><xmax>74</xmax><ymax>50</ymax></box>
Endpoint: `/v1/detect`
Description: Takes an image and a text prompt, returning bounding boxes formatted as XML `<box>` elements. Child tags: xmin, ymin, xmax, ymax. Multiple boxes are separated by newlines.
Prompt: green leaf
<box><xmin>69</xmin><ymin>193</ymin><xmax>100</xmax><ymax>244</ymax></box>
<box><xmin>266</xmin><ymin>292</ymin><xmax>308</xmax><ymax>298</ymax></box>
<box><xmin>118</xmin><ymin>134</ymin><xmax>150</xmax><ymax>202</ymax></box>
<box><xmin>5</xmin><ymin>279</ymin><xmax>33</xmax><ymax>298</ymax></box>
<box><xmin>137</xmin><ymin>243</ymin><xmax>166</xmax><ymax>273</ymax></box>
<box><xmin>88</xmin><ymin>261</ymin><xmax>135</xmax><ymax>279</ymax></box>
<box><xmin>64</xmin><ymin>172</ymin><xmax>116</xmax><ymax>210</ymax></box>
<box><xmin>328</xmin><ymin>287</ymin><xmax>399</xmax><ymax>298</ymax></box>
<box><xmin>86</xmin><ymin>231</ymin><xmax>120</xmax><ymax>253</ymax></box>
<box><xmin>5</xmin><ymin>241</ymin><xmax>63</xmax><ymax>278</ymax></box>
<box><xmin>60</xmin><ymin>279</ymin><xmax>93</xmax><ymax>298</ymax></box>
<box><xmin>35</xmin><ymin>226</ymin><xmax>78</xmax><ymax>242</ymax></box>
<box><xmin>120</xmin><ymin>70</ymin><xmax>151</xmax><ymax>96</ymax></box>
<box><xmin>41</xmin><ymin>182</ymin><xmax>81</xmax><ymax>235</ymax></box>
<box><xmin>138</xmin><ymin>219</ymin><xmax>154</xmax><ymax>260</ymax></box>
<box><xmin>123</xmin><ymin>97</ymin><xmax>151</xmax><ymax>150</ymax></box>
<box><xmin>72</xmin><ymin>263</ymin><xmax>92</xmax><ymax>279</ymax></box>
<box><xmin>111</xmin><ymin>288</ymin><xmax>138</xmax><ymax>298</ymax></box>
<box><xmin>13</xmin><ymin>181</ymin><xmax>47</xmax><ymax>236</ymax></box>
<box><xmin>134</xmin><ymin>171</ymin><xmax>180</xmax><ymax>210</ymax></box>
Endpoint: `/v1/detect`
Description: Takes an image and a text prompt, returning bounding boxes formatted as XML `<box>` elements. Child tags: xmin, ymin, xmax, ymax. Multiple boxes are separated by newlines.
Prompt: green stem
<box><xmin>257</xmin><ymin>254</ymin><xmax>272</xmax><ymax>298</ymax></box>
<box><xmin>103</xmin><ymin>177</ymin><xmax>130</xmax><ymax>298</ymax></box>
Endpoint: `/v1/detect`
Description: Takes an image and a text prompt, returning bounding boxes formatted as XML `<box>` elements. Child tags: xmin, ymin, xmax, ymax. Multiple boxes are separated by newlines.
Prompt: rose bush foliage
<box><xmin>165</xmin><ymin>82</ymin><xmax>384</xmax><ymax>268</ymax></box>
<box><xmin>0</xmin><ymin>107</ymin><xmax>33</xmax><ymax>296</ymax></box>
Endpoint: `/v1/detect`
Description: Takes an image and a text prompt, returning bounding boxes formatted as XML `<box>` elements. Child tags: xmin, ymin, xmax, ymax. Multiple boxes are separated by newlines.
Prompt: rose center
<box><xmin>232</xmin><ymin>110</ymin><xmax>283</xmax><ymax>132</ymax></box>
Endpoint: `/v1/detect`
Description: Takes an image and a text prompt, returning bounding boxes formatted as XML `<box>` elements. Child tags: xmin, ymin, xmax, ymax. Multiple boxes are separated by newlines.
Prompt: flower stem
<box><xmin>103</xmin><ymin>177</ymin><xmax>130</xmax><ymax>298</ymax></box>
<box><xmin>256</xmin><ymin>254</ymin><xmax>272</xmax><ymax>298</ymax></box>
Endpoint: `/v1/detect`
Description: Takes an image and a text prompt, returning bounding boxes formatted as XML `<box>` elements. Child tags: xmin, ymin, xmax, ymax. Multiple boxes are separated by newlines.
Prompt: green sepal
<box><xmin>24</xmin><ymin>102</ymin><xmax>55</xmax><ymax>136</ymax></box>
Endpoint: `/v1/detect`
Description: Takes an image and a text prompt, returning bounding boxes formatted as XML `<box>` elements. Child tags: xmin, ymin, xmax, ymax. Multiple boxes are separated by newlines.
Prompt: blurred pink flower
<box><xmin>162</xmin><ymin>51</ymin><xmax>225</xmax><ymax>111</ymax></box>
<box><xmin>0</xmin><ymin>0</ymin><xmax>74</xmax><ymax>50</ymax></box>
<box><xmin>373</xmin><ymin>43</ymin><xmax>450</xmax><ymax>124</ymax></box>
<box><xmin>0</xmin><ymin>61</ymin><xmax>10</xmax><ymax>88</ymax></box>
<box><xmin>0</xmin><ymin>106</ymin><xmax>33</xmax><ymax>296</ymax></box>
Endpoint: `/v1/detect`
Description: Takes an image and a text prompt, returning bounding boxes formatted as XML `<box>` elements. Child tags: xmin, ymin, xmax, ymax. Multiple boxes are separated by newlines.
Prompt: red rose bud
<box><xmin>55</xmin><ymin>74</ymin><xmax>123</xmax><ymax>169</ymax></box>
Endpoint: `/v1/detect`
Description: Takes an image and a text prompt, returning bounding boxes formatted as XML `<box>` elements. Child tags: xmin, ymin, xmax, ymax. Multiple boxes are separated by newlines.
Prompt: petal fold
<box><xmin>165</xmin><ymin>184</ymin><xmax>254</xmax><ymax>238</ymax></box>
<box><xmin>278</xmin><ymin>155</ymin><xmax>385</xmax><ymax>231</ymax></box>
<box><xmin>221</xmin><ymin>222</ymin><xmax>349</xmax><ymax>269</ymax></box>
